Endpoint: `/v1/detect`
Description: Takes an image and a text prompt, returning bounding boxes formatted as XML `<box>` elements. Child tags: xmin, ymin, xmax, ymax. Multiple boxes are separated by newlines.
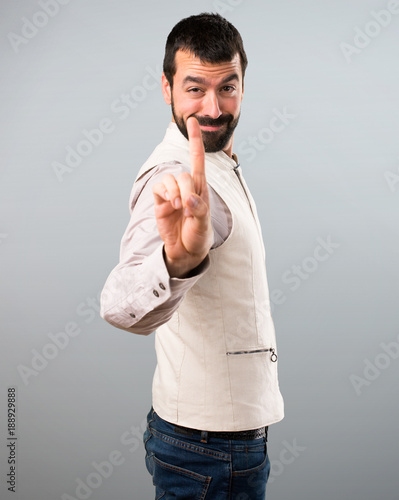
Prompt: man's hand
<box><xmin>152</xmin><ymin>117</ymin><xmax>213</xmax><ymax>278</ymax></box>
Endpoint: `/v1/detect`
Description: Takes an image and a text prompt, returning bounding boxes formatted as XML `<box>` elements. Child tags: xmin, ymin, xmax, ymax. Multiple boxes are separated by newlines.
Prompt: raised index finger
<box><xmin>187</xmin><ymin>116</ymin><xmax>206</xmax><ymax>195</ymax></box>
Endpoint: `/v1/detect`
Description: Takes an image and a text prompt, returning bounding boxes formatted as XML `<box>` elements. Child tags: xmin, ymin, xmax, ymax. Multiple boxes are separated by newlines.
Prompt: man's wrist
<box><xmin>163</xmin><ymin>247</ymin><xmax>208</xmax><ymax>279</ymax></box>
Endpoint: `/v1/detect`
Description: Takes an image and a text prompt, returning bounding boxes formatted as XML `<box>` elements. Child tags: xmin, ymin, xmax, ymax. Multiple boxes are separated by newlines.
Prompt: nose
<box><xmin>202</xmin><ymin>91</ymin><xmax>222</xmax><ymax>119</ymax></box>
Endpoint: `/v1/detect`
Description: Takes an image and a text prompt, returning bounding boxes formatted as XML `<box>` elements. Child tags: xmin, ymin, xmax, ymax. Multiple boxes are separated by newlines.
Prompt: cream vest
<box><xmin>136</xmin><ymin>124</ymin><xmax>284</xmax><ymax>431</ymax></box>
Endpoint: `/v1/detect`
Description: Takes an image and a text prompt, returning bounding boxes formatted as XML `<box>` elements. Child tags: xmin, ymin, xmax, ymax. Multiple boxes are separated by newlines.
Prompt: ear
<box><xmin>161</xmin><ymin>73</ymin><xmax>172</xmax><ymax>105</ymax></box>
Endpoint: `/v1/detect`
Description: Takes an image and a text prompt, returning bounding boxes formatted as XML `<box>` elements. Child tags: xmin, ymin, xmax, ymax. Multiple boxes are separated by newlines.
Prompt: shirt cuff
<box><xmin>101</xmin><ymin>243</ymin><xmax>210</xmax><ymax>330</ymax></box>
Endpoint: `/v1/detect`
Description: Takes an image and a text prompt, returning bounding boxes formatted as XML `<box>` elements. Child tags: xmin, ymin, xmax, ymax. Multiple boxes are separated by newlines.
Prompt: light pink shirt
<box><xmin>101</xmin><ymin>155</ymin><xmax>233</xmax><ymax>335</ymax></box>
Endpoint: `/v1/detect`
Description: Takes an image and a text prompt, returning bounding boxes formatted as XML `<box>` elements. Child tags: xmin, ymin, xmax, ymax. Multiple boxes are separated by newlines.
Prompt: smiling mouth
<box><xmin>199</xmin><ymin>124</ymin><xmax>224</xmax><ymax>132</ymax></box>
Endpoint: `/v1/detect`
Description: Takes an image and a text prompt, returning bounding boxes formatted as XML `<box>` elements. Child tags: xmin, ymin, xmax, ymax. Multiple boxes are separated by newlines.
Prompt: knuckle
<box><xmin>177</xmin><ymin>172</ymin><xmax>191</xmax><ymax>183</ymax></box>
<box><xmin>161</xmin><ymin>173</ymin><xmax>174</xmax><ymax>184</ymax></box>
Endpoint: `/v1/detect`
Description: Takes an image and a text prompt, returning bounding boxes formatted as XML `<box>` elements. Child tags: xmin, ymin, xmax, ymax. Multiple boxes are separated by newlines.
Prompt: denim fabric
<box><xmin>143</xmin><ymin>408</ymin><xmax>270</xmax><ymax>499</ymax></box>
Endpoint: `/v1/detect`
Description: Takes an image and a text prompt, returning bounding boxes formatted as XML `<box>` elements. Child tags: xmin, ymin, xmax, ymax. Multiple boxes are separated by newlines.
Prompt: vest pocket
<box><xmin>226</xmin><ymin>347</ymin><xmax>278</xmax><ymax>362</ymax></box>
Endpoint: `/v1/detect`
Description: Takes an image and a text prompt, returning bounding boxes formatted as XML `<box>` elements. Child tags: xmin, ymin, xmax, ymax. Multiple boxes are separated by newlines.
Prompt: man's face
<box><xmin>162</xmin><ymin>50</ymin><xmax>244</xmax><ymax>156</ymax></box>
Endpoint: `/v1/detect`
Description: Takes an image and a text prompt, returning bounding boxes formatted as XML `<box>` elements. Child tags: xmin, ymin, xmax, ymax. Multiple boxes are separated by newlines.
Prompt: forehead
<box><xmin>173</xmin><ymin>49</ymin><xmax>242</xmax><ymax>84</ymax></box>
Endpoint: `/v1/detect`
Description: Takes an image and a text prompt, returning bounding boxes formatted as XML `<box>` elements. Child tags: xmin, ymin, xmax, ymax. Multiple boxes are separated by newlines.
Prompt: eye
<box><xmin>188</xmin><ymin>87</ymin><xmax>202</xmax><ymax>93</ymax></box>
<box><xmin>221</xmin><ymin>85</ymin><xmax>235</xmax><ymax>93</ymax></box>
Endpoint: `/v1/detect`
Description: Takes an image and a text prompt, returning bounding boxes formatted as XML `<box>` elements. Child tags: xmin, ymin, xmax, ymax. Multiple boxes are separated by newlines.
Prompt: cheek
<box><xmin>232</xmin><ymin>97</ymin><xmax>243</xmax><ymax>114</ymax></box>
<box><xmin>180</xmin><ymin>101</ymin><xmax>202</xmax><ymax>118</ymax></box>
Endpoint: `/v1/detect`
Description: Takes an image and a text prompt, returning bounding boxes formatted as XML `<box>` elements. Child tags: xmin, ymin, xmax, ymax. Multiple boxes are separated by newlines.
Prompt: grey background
<box><xmin>1</xmin><ymin>0</ymin><xmax>398</xmax><ymax>499</ymax></box>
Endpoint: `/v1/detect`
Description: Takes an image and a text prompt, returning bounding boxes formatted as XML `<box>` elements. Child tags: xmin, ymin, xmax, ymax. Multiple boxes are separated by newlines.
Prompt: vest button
<box><xmin>153</xmin><ymin>290</ymin><xmax>159</xmax><ymax>297</ymax></box>
<box><xmin>159</xmin><ymin>283</ymin><xmax>165</xmax><ymax>290</ymax></box>
<box><xmin>130</xmin><ymin>313</ymin><xmax>136</xmax><ymax>318</ymax></box>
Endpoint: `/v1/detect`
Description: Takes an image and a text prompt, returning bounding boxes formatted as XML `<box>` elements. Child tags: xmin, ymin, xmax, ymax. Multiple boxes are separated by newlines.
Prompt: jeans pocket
<box><xmin>231</xmin><ymin>442</ymin><xmax>270</xmax><ymax>499</ymax></box>
<box><xmin>152</xmin><ymin>454</ymin><xmax>211</xmax><ymax>500</ymax></box>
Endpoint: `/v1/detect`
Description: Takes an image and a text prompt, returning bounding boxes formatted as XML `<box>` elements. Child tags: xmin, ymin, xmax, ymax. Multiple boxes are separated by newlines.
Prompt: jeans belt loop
<box><xmin>200</xmin><ymin>431</ymin><xmax>208</xmax><ymax>443</ymax></box>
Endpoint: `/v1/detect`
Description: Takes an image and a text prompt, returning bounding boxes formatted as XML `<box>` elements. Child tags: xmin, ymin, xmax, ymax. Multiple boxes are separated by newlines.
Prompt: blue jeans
<box><xmin>143</xmin><ymin>408</ymin><xmax>270</xmax><ymax>499</ymax></box>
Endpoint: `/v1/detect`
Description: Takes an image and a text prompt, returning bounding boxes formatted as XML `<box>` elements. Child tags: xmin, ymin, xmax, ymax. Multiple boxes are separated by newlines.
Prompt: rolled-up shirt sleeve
<box><xmin>100</xmin><ymin>161</ymin><xmax>231</xmax><ymax>335</ymax></box>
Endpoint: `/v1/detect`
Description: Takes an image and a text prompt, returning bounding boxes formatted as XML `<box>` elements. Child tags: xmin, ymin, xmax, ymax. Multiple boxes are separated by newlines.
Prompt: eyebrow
<box><xmin>182</xmin><ymin>73</ymin><xmax>240</xmax><ymax>86</ymax></box>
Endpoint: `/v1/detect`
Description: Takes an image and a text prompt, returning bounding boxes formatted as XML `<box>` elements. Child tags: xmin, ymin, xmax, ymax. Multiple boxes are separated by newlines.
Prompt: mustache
<box><xmin>191</xmin><ymin>114</ymin><xmax>233</xmax><ymax>127</ymax></box>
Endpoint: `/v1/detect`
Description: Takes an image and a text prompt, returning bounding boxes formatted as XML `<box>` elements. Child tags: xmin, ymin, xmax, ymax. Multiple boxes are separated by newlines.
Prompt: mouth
<box><xmin>199</xmin><ymin>124</ymin><xmax>224</xmax><ymax>132</ymax></box>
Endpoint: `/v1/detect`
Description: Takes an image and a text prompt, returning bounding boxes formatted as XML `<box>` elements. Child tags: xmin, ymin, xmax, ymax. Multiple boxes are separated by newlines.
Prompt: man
<box><xmin>100</xmin><ymin>13</ymin><xmax>284</xmax><ymax>498</ymax></box>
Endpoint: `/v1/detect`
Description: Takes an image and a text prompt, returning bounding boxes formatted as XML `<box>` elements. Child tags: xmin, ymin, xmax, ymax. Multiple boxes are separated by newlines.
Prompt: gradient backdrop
<box><xmin>1</xmin><ymin>0</ymin><xmax>398</xmax><ymax>499</ymax></box>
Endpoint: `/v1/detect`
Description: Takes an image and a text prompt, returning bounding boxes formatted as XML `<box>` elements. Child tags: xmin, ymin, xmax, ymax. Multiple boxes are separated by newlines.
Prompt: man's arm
<box><xmin>100</xmin><ymin>136</ymin><xmax>231</xmax><ymax>335</ymax></box>
<box><xmin>100</xmin><ymin>167</ymin><xmax>210</xmax><ymax>335</ymax></box>
<box><xmin>100</xmin><ymin>241</ymin><xmax>209</xmax><ymax>335</ymax></box>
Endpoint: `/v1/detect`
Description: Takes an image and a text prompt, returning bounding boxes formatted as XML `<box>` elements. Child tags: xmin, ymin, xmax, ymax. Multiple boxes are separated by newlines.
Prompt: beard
<box><xmin>171</xmin><ymin>96</ymin><xmax>240</xmax><ymax>153</ymax></box>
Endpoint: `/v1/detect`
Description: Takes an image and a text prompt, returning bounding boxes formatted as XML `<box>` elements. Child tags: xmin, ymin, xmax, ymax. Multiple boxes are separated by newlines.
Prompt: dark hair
<box><xmin>163</xmin><ymin>12</ymin><xmax>248</xmax><ymax>87</ymax></box>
